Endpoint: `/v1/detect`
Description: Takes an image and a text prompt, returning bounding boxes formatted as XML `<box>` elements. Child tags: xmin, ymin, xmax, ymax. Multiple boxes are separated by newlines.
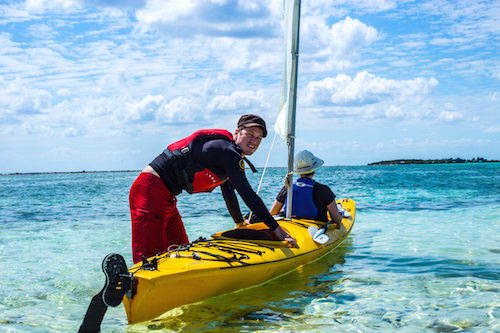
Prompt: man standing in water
<box><xmin>79</xmin><ymin>114</ymin><xmax>297</xmax><ymax>332</ymax></box>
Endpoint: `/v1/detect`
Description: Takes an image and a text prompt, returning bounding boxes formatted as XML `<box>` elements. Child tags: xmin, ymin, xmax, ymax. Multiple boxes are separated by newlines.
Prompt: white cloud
<box><xmin>389</xmin><ymin>59</ymin><xmax>415</xmax><ymax>67</ymax></box>
<box><xmin>124</xmin><ymin>95</ymin><xmax>163</xmax><ymax>122</ymax></box>
<box><xmin>329</xmin><ymin>17</ymin><xmax>379</xmax><ymax>56</ymax></box>
<box><xmin>303</xmin><ymin>71</ymin><xmax>438</xmax><ymax>107</ymax></box>
<box><xmin>25</xmin><ymin>0</ymin><xmax>82</xmax><ymax>12</ymax></box>
<box><xmin>302</xmin><ymin>16</ymin><xmax>379</xmax><ymax>71</ymax></box>
<box><xmin>137</xmin><ymin>0</ymin><xmax>196</xmax><ymax>24</ymax></box>
<box><xmin>436</xmin><ymin>103</ymin><xmax>464</xmax><ymax>123</ymax></box>
<box><xmin>121</xmin><ymin>94</ymin><xmax>202</xmax><ymax>125</ymax></box>
<box><xmin>157</xmin><ymin>96</ymin><xmax>198</xmax><ymax>123</ymax></box>
<box><xmin>136</xmin><ymin>0</ymin><xmax>278</xmax><ymax>38</ymax></box>
<box><xmin>400</xmin><ymin>40</ymin><xmax>427</xmax><ymax>49</ymax></box>
<box><xmin>429</xmin><ymin>37</ymin><xmax>468</xmax><ymax>46</ymax></box>
<box><xmin>491</xmin><ymin>68</ymin><xmax>500</xmax><ymax>80</ymax></box>
<box><xmin>438</xmin><ymin>110</ymin><xmax>464</xmax><ymax>122</ymax></box>
<box><xmin>0</xmin><ymin>4</ymin><xmax>32</xmax><ymax>24</ymax></box>
<box><xmin>56</xmin><ymin>88</ymin><xmax>72</xmax><ymax>96</ymax></box>
<box><xmin>390</xmin><ymin>137</ymin><xmax>414</xmax><ymax>147</ymax></box>
<box><xmin>385</xmin><ymin>105</ymin><xmax>405</xmax><ymax>119</ymax></box>
<box><xmin>352</xmin><ymin>0</ymin><xmax>398</xmax><ymax>12</ymax></box>
<box><xmin>208</xmin><ymin>90</ymin><xmax>270</xmax><ymax>112</ymax></box>
<box><xmin>0</xmin><ymin>77</ymin><xmax>52</xmax><ymax>116</ymax></box>
<box><xmin>0</xmin><ymin>32</ymin><xmax>23</xmax><ymax>54</ymax></box>
<box><xmin>28</xmin><ymin>24</ymin><xmax>57</xmax><ymax>39</ymax></box>
<box><xmin>63</xmin><ymin>127</ymin><xmax>85</xmax><ymax>137</ymax></box>
<box><xmin>485</xmin><ymin>127</ymin><xmax>500</xmax><ymax>133</ymax></box>
<box><xmin>213</xmin><ymin>37</ymin><xmax>281</xmax><ymax>73</ymax></box>
<box><xmin>304</xmin><ymin>0</ymin><xmax>397</xmax><ymax>15</ymax></box>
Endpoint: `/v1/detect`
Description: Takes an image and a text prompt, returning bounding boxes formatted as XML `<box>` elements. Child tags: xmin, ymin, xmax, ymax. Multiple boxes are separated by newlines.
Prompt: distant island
<box><xmin>369</xmin><ymin>157</ymin><xmax>499</xmax><ymax>165</ymax></box>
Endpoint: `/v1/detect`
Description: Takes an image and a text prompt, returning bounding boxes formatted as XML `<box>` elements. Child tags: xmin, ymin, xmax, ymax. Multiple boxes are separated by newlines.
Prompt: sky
<box><xmin>0</xmin><ymin>0</ymin><xmax>499</xmax><ymax>173</ymax></box>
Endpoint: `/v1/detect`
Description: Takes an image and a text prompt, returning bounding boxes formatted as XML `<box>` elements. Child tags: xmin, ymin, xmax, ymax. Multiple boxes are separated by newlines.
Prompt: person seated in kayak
<box><xmin>130</xmin><ymin>114</ymin><xmax>298</xmax><ymax>264</ymax></box>
<box><xmin>268</xmin><ymin>150</ymin><xmax>343</xmax><ymax>228</ymax></box>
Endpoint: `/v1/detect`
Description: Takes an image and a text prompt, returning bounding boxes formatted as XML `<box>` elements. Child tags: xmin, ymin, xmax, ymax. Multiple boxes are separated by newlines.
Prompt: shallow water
<box><xmin>0</xmin><ymin>164</ymin><xmax>499</xmax><ymax>332</ymax></box>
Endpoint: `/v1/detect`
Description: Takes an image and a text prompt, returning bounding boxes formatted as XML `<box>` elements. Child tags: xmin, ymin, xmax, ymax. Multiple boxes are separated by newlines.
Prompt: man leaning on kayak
<box><xmin>130</xmin><ymin>114</ymin><xmax>299</xmax><ymax>263</ymax></box>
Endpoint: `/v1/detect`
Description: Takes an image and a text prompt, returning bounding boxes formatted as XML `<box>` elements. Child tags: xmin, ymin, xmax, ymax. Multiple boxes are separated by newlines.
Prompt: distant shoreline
<box><xmin>368</xmin><ymin>158</ymin><xmax>500</xmax><ymax>165</ymax></box>
<box><xmin>2</xmin><ymin>160</ymin><xmax>499</xmax><ymax>175</ymax></box>
<box><xmin>0</xmin><ymin>170</ymin><xmax>141</xmax><ymax>176</ymax></box>
<box><xmin>1</xmin><ymin>167</ymin><xmax>282</xmax><ymax>176</ymax></box>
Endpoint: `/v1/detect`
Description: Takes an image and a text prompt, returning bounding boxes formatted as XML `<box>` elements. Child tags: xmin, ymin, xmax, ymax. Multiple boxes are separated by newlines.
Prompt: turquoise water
<box><xmin>0</xmin><ymin>164</ymin><xmax>499</xmax><ymax>332</ymax></box>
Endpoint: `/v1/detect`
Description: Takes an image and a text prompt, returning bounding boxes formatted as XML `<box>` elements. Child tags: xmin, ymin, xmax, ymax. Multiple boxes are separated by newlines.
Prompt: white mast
<box><xmin>285</xmin><ymin>0</ymin><xmax>301</xmax><ymax>219</ymax></box>
<box><xmin>273</xmin><ymin>0</ymin><xmax>301</xmax><ymax>219</ymax></box>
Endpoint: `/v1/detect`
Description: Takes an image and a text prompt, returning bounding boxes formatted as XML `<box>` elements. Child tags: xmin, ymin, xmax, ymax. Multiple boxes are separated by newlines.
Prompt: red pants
<box><xmin>129</xmin><ymin>173</ymin><xmax>189</xmax><ymax>263</ymax></box>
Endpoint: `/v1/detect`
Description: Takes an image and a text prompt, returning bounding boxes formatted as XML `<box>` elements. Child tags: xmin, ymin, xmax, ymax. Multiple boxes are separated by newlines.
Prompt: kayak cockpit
<box><xmin>212</xmin><ymin>222</ymin><xmax>292</xmax><ymax>248</ymax></box>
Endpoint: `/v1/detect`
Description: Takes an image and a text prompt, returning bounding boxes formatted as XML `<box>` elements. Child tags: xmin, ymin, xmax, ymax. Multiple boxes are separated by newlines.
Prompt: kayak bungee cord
<box><xmin>207</xmin><ymin>239</ymin><xmax>278</xmax><ymax>251</ymax></box>
<box><xmin>192</xmin><ymin>238</ymin><xmax>270</xmax><ymax>254</ymax></box>
<box><xmin>187</xmin><ymin>250</ymin><xmax>250</xmax><ymax>266</ymax></box>
<box><xmin>130</xmin><ymin>240</ymin><xmax>258</xmax><ymax>272</ymax></box>
<box><xmin>191</xmin><ymin>238</ymin><xmax>266</xmax><ymax>255</ymax></box>
<box><xmin>193</xmin><ymin>236</ymin><xmax>279</xmax><ymax>251</ymax></box>
<box><xmin>201</xmin><ymin>243</ymin><xmax>264</xmax><ymax>256</ymax></box>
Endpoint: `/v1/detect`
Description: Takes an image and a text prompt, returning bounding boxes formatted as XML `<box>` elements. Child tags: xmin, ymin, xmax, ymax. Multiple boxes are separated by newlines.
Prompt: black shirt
<box><xmin>150</xmin><ymin>138</ymin><xmax>279</xmax><ymax>230</ymax></box>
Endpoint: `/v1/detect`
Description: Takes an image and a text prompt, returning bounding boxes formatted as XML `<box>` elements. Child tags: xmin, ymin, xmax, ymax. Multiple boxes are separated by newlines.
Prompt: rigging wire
<box><xmin>246</xmin><ymin>131</ymin><xmax>278</xmax><ymax>223</ymax></box>
<box><xmin>255</xmin><ymin>131</ymin><xmax>278</xmax><ymax>195</ymax></box>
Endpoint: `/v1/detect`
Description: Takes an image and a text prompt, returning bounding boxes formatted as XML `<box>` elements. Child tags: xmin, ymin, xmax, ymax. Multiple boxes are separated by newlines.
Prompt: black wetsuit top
<box><xmin>276</xmin><ymin>181</ymin><xmax>336</xmax><ymax>221</ymax></box>
<box><xmin>150</xmin><ymin>138</ymin><xmax>279</xmax><ymax>230</ymax></box>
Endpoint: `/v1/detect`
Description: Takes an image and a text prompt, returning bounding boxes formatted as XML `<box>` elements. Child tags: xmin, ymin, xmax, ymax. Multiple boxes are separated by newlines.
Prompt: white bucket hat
<box><xmin>293</xmin><ymin>150</ymin><xmax>324</xmax><ymax>174</ymax></box>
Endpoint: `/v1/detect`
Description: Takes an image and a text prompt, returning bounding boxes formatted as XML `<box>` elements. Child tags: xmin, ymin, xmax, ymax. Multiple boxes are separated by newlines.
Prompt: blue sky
<box><xmin>1</xmin><ymin>0</ymin><xmax>499</xmax><ymax>173</ymax></box>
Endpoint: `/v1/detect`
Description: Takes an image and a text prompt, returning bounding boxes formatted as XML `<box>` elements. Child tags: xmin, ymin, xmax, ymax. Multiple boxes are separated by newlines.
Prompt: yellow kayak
<box><xmin>123</xmin><ymin>198</ymin><xmax>355</xmax><ymax>324</ymax></box>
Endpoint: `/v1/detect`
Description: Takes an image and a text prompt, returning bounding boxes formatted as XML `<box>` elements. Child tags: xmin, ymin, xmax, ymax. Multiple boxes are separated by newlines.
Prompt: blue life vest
<box><xmin>283</xmin><ymin>177</ymin><xmax>318</xmax><ymax>219</ymax></box>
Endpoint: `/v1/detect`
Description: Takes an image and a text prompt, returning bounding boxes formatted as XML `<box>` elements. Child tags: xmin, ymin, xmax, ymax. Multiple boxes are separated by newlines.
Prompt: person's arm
<box><xmin>269</xmin><ymin>200</ymin><xmax>284</xmax><ymax>216</ymax></box>
<box><xmin>235</xmin><ymin>185</ymin><xmax>298</xmax><ymax>248</ymax></box>
<box><xmin>271</xmin><ymin>227</ymin><xmax>297</xmax><ymax>246</ymax></box>
<box><xmin>269</xmin><ymin>186</ymin><xmax>286</xmax><ymax>216</ymax></box>
<box><xmin>220</xmin><ymin>181</ymin><xmax>244</xmax><ymax>226</ymax></box>
<box><xmin>326</xmin><ymin>201</ymin><xmax>342</xmax><ymax>229</ymax></box>
<box><xmin>224</xmin><ymin>157</ymin><xmax>298</xmax><ymax>248</ymax></box>
<box><xmin>246</xmin><ymin>186</ymin><xmax>285</xmax><ymax>222</ymax></box>
<box><xmin>230</xmin><ymin>175</ymin><xmax>275</xmax><ymax>228</ymax></box>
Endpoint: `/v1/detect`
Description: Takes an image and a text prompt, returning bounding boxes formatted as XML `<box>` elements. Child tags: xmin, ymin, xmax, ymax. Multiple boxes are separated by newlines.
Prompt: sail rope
<box><xmin>255</xmin><ymin>131</ymin><xmax>278</xmax><ymax>195</ymax></box>
<box><xmin>244</xmin><ymin>131</ymin><xmax>279</xmax><ymax>223</ymax></box>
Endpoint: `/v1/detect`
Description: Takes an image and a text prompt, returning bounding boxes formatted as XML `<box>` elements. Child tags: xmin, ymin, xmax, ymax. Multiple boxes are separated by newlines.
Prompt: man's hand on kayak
<box><xmin>273</xmin><ymin>226</ymin><xmax>299</xmax><ymax>248</ymax></box>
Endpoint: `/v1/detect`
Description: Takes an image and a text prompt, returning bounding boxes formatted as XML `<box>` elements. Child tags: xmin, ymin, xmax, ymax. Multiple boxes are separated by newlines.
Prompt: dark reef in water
<box><xmin>369</xmin><ymin>157</ymin><xmax>499</xmax><ymax>165</ymax></box>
